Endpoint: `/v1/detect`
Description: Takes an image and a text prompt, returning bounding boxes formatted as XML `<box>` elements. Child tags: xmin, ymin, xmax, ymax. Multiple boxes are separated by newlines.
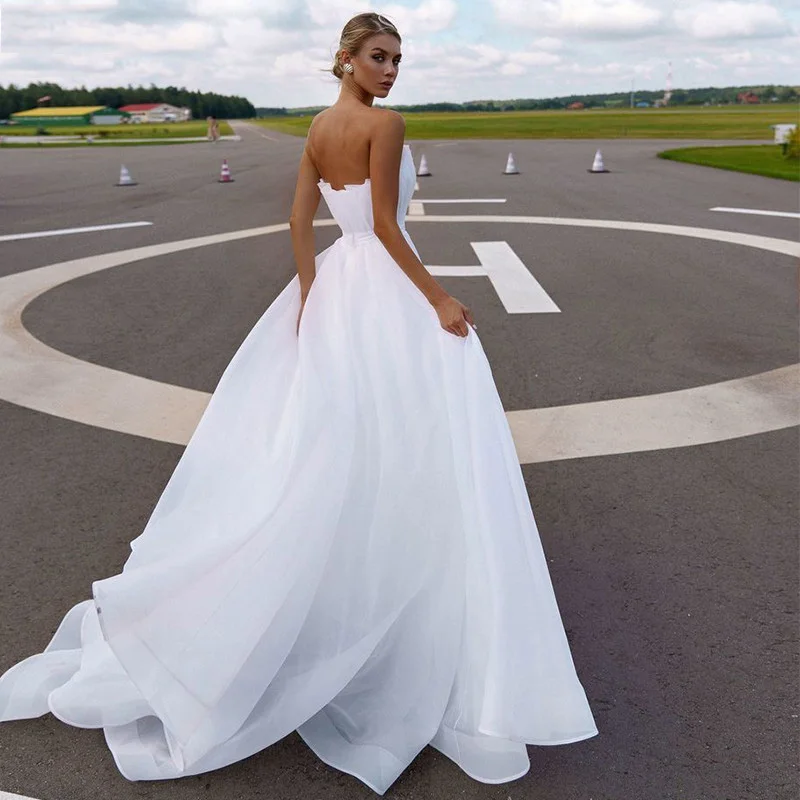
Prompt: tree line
<box><xmin>0</xmin><ymin>82</ymin><xmax>255</xmax><ymax>120</ymax></box>
<box><xmin>257</xmin><ymin>84</ymin><xmax>799</xmax><ymax>116</ymax></box>
<box><xmin>1</xmin><ymin>81</ymin><xmax>793</xmax><ymax>121</ymax></box>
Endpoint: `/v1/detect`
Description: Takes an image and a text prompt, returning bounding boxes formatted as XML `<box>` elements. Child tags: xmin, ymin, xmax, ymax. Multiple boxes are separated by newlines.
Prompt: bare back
<box><xmin>292</xmin><ymin>103</ymin><xmax>405</xmax><ymax>237</ymax></box>
<box><xmin>307</xmin><ymin>106</ymin><xmax>385</xmax><ymax>191</ymax></box>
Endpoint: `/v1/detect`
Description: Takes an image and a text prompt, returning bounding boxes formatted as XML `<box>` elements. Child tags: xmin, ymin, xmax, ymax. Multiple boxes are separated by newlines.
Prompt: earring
<box><xmin>343</xmin><ymin>63</ymin><xmax>354</xmax><ymax>73</ymax></box>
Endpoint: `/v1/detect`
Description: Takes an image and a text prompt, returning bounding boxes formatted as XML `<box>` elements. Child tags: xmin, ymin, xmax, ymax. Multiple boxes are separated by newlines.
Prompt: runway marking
<box><xmin>231</xmin><ymin>121</ymin><xmax>281</xmax><ymax>142</ymax></box>
<box><xmin>408</xmin><ymin>198</ymin><xmax>507</xmax><ymax>216</ymax></box>
<box><xmin>0</xmin><ymin>216</ymin><xmax>797</xmax><ymax>460</ymax></box>
<box><xmin>474</xmin><ymin>241</ymin><xmax>560</xmax><ymax>313</ymax></box>
<box><xmin>710</xmin><ymin>206</ymin><xmax>799</xmax><ymax>219</ymax></box>
<box><xmin>1</xmin><ymin>792</ymin><xmax>39</xmax><ymax>800</ymax></box>
<box><xmin>416</xmin><ymin>198</ymin><xmax>507</xmax><ymax>203</ymax></box>
<box><xmin>0</xmin><ymin>221</ymin><xmax>153</xmax><ymax>243</ymax></box>
<box><xmin>413</xmin><ymin>215</ymin><xmax>800</xmax><ymax>257</ymax></box>
<box><xmin>507</xmin><ymin>365</ymin><xmax>798</xmax><ymax>463</ymax></box>
<box><xmin>427</xmin><ymin>266</ymin><xmax>486</xmax><ymax>276</ymax></box>
<box><xmin>429</xmin><ymin>241</ymin><xmax>561</xmax><ymax>313</ymax></box>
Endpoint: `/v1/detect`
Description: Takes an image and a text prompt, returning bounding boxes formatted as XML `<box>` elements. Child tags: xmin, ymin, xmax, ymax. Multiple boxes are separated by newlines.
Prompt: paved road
<box><xmin>0</xmin><ymin>123</ymin><xmax>797</xmax><ymax>800</ymax></box>
<box><xmin>0</xmin><ymin>134</ymin><xmax>241</xmax><ymax>143</ymax></box>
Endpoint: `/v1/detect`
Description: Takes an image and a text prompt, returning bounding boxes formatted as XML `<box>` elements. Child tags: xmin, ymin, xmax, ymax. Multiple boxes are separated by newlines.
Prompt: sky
<box><xmin>0</xmin><ymin>0</ymin><xmax>798</xmax><ymax>107</ymax></box>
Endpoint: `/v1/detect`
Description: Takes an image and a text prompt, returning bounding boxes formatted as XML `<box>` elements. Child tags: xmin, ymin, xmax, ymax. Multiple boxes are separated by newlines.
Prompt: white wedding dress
<box><xmin>0</xmin><ymin>143</ymin><xmax>598</xmax><ymax>794</ymax></box>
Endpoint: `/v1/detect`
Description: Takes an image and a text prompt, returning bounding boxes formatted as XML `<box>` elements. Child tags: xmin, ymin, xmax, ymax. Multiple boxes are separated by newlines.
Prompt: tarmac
<box><xmin>0</xmin><ymin>134</ymin><xmax>241</xmax><ymax>144</ymax></box>
<box><xmin>0</xmin><ymin>121</ymin><xmax>797</xmax><ymax>800</ymax></box>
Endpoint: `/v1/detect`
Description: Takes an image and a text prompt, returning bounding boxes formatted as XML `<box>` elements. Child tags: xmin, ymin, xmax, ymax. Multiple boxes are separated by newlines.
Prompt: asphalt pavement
<box><xmin>0</xmin><ymin>122</ymin><xmax>797</xmax><ymax>800</ymax></box>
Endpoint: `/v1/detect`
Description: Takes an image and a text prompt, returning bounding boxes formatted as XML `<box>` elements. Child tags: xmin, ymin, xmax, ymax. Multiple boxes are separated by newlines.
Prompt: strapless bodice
<box><xmin>318</xmin><ymin>144</ymin><xmax>415</xmax><ymax>236</ymax></box>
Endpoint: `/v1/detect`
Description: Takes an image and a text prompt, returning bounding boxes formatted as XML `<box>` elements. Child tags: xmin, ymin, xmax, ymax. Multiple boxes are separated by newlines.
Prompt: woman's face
<box><xmin>346</xmin><ymin>33</ymin><xmax>402</xmax><ymax>96</ymax></box>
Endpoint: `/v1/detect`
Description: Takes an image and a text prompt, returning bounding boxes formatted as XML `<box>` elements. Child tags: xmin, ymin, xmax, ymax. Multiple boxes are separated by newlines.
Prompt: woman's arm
<box><xmin>289</xmin><ymin>144</ymin><xmax>322</xmax><ymax>300</ymax></box>
<box><xmin>369</xmin><ymin>112</ymin><xmax>473</xmax><ymax>336</ymax></box>
<box><xmin>369</xmin><ymin>111</ymin><xmax>449</xmax><ymax>307</ymax></box>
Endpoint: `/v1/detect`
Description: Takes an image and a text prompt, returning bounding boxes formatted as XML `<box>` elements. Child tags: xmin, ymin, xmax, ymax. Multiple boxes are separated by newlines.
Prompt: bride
<box><xmin>0</xmin><ymin>11</ymin><xmax>598</xmax><ymax>797</ymax></box>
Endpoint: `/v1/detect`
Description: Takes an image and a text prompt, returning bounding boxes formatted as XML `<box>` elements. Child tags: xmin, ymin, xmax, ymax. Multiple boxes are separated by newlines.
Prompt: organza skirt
<box><xmin>0</xmin><ymin>230</ymin><xmax>597</xmax><ymax>794</ymax></box>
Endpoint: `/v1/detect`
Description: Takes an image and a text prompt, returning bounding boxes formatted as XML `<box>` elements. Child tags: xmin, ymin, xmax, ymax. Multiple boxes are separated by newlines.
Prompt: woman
<box><xmin>0</xmin><ymin>11</ymin><xmax>598</xmax><ymax>797</ymax></box>
<box><xmin>207</xmin><ymin>115</ymin><xmax>220</xmax><ymax>142</ymax></box>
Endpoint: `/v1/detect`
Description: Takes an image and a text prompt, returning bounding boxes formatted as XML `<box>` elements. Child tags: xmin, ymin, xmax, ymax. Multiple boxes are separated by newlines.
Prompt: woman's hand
<box><xmin>296</xmin><ymin>296</ymin><xmax>307</xmax><ymax>336</ymax></box>
<box><xmin>432</xmin><ymin>295</ymin><xmax>476</xmax><ymax>337</ymax></box>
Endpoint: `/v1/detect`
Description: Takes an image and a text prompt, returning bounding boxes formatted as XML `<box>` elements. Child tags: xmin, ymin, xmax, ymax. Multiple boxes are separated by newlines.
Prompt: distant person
<box><xmin>207</xmin><ymin>115</ymin><xmax>220</xmax><ymax>142</ymax></box>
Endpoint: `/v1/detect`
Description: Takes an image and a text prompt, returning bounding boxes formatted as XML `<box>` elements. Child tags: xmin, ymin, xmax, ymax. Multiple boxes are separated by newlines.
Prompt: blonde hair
<box><xmin>328</xmin><ymin>12</ymin><xmax>401</xmax><ymax>80</ymax></box>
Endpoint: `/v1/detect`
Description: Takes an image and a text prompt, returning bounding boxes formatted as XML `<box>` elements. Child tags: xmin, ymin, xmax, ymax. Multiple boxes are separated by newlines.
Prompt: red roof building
<box><xmin>117</xmin><ymin>103</ymin><xmax>191</xmax><ymax>122</ymax></box>
<box><xmin>118</xmin><ymin>103</ymin><xmax>163</xmax><ymax>112</ymax></box>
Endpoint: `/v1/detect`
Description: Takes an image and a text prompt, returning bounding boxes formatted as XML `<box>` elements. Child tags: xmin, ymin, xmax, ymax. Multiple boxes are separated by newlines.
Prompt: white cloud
<box><xmin>191</xmin><ymin>0</ymin><xmax>267</xmax><ymax>15</ymax></box>
<box><xmin>398</xmin><ymin>39</ymin><xmax>561</xmax><ymax>84</ymax></box>
<box><xmin>397</xmin><ymin>0</ymin><xmax>458</xmax><ymax>30</ymax></box>
<box><xmin>50</xmin><ymin>52</ymin><xmax>119</xmax><ymax>71</ymax></box>
<box><xmin>684</xmin><ymin>55</ymin><xmax>720</xmax><ymax>70</ymax></box>
<box><xmin>509</xmin><ymin>51</ymin><xmax>562</xmax><ymax>67</ymax></box>
<box><xmin>491</xmin><ymin>0</ymin><xmax>664</xmax><ymax>36</ymax></box>
<box><xmin>189</xmin><ymin>0</ymin><xmax>303</xmax><ymax>27</ymax></box>
<box><xmin>12</xmin><ymin>19</ymin><xmax>218</xmax><ymax>52</ymax></box>
<box><xmin>555</xmin><ymin>61</ymin><xmax>627</xmax><ymax>75</ymax></box>
<box><xmin>499</xmin><ymin>49</ymin><xmax>561</xmax><ymax>76</ymax></box>
<box><xmin>719</xmin><ymin>49</ymin><xmax>754</xmax><ymax>64</ymax></box>
<box><xmin>1</xmin><ymin>0</ymin><xmax>797</xmax><ymax>106</ymax></box>
<box><xmin>533</xmin><ymin>37</ymin><xmax>564</xmax><ymax>50</ymax></box>
<box><xmin>673</xmin><ymin>2</ymin><xmax>788</xmax><ymax>39</ymax></box>
<box><xmin>303</xmin><ymin>0</ymin><xmax>456</xmax><ymax>32</ymax></box>
<box><xmin>218</xmin><ymin>18</ymin><xmax>298</xmax><ymax>54</ymax></box>
<box><xmin>4</xmin><ymin>0</ymin><xmax>118</xmax><ymax>13</ymax></box>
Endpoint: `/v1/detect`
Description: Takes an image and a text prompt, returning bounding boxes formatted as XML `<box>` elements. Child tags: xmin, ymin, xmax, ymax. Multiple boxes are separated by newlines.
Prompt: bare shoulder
<box><xmin>370</xmin><ymin>107</ymin><xmax>405</xmax><ymax>134</ymax></box>
<box><xmin>307</xmin><ymin>109</ymin><xmax>325</xmax><ymax>135</ymax></box>
<box><xmin>304</xmin><ymin>110</ymin><xmax>327</xmax><ymax>158</ymax></box>
<box><xmin>372</xmin><ymin>107</ymin><xmax>404</xmax><ymax>122</ymax></box>
<box><xmin>368</xmin><ymin>108</ymin><xmax>405</xmax><ymax>150</ymax></box>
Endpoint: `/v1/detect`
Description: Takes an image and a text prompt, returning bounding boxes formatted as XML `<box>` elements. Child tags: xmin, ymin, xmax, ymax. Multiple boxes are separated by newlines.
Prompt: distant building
<box><xmin>119</xmin><ymin>103</ymin><xmax>192</xmax><ymax>123</ymax></box>
<box><xmin>10</xmin><ymin>106</ymin><xmax>131</xmax><ymax>126</ymax></box>
<box><xmin>771</xmin><ymin>123</ymin><xmax>797</xmax><ymax>144</ymax></box>
<box><xmin>736</xmin><ymin>91</ymin><xmax>760</xmax><ymax>104</ymax></box>
<box><xmin>635</xmin><ymin>101</ymin><xmax>650</xmax><ymax>108</ymax></box>
<box><xmin>567</xmin><ymin>101</ymin><xmax>584</xmax><ymax>110</ymax></box>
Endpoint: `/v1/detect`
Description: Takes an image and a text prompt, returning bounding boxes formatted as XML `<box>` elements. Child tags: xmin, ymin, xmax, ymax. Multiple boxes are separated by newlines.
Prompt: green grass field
<box><xmin>2</xmin><ymin>107</ymin><xmax>795</xmax><ymax>142</ymax></box>
<box><xmin>657</xmin><ymin>144</ymin><xmax>799</xmax><ymax>181</ymax></box>
<box><xmin>0</xmin><ymin>120</ymin><xmax>233</xmax><ymax>139</ymax></box>
<box><xmin>3</xmin><ymin>108</ymin><xmax>798</xmax><ymax>181</ymax></box>
<box><xmin>252</xmin><ymin>104</ymin><xmax>798</xmax><ymax>140</ymax></box>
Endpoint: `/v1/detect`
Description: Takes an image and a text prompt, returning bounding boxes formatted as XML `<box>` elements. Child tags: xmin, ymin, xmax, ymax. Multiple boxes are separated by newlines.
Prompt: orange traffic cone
<box><xmin>218</xmin><ymin>159</ymin><xmax>234</xmax><ymax>183</ymax></box>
